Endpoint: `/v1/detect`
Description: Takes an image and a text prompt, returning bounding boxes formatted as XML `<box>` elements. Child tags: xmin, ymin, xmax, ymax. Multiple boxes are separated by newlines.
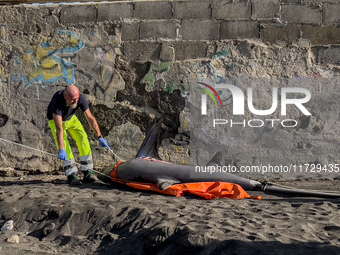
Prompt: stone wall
<box><xmin>0</xmin><ymin>0</ymin><xmax>339</xmax><ymax>175</ymax></box>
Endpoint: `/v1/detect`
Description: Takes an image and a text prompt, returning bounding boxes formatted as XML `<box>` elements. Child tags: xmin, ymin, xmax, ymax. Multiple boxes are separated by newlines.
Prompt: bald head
<box><xmin>65</xmin><ymin>85</ymin><xmax>80</xmax><ymax>97</ymax></box>
<box><xmin>64</xmin><ymin>85</ymin><xmax>80</xmax><ymax>109</ymax></box>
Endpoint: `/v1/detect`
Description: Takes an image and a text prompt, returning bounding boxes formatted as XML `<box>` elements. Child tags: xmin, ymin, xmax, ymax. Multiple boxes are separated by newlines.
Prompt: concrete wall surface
<box><xmin>0</xmin><ymin>0</ymin><xmax>339</xmax><ymax>176</ymax></box>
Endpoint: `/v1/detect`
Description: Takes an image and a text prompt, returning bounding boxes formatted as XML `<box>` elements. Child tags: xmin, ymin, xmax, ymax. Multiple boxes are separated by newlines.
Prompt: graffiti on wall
<box><xmin>141</xmin><ymin>61</ymin><xmax>190</xmax><ymax>97</ymax></box>
<box><xmin>89</xmin><ymin>46</ymin><xmax>124</xmax><ymax>96</ymax></box>
<box><xmin>143</xmin><ymin>62</ymin><xmax>172</xmax><ymax>92</ymax></box>
<box><xmin>11</xmin><ymin>30</ymin><xmax>84</xmax><ymax>87</ymax></box>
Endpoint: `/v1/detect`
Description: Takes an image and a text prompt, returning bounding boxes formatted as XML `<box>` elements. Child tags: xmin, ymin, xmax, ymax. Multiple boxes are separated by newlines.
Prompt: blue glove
<box><xmin>99</xmin><ymin>138</ymin><xmax>111</xmax><ymax>149</ymax></box>
<box><xmin>59</xmin><ymin>149</ymin><xmax>68</xmax><ymax>160</ymax></box>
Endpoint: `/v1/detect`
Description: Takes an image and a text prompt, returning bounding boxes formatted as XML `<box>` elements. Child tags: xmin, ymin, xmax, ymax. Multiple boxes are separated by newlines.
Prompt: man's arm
<box><xmin>84</xmin><ymin>109</ymin><xmax>111</xmax><ymax>149</ymax></box>
<box><xmin>53</xmin><ymin>114</ymin><xmax>65</xmax><ymax>150</ymax></box>
<box><xmin>84</xmin><ymin>109</ymin><xmax>101</xmax><ymax>138</ymax></box>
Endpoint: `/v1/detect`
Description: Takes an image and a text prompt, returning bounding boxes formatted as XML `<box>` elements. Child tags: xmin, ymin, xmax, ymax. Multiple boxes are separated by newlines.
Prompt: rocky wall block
<box><xmin>98</xmin><ymin>2</ymin><xmax>134</xmax><ymax>22</ymax></box>
<box><xmin>212</xmin><ymin>0</ymin><xmax>251</xmax><ymax>20</ymax></box>
<box><xmin>160</xmin><ymin>43</ymin><xmax>174</xmax><ymax>62</ymax></box>
<box><xmin>134</xmin><ymin>1</ymin><xmax>172</xmax><ymax>20</ymax></box>
<box><xmin>323</xmin><ymin>3</ymin><xmax>340</xmax><ymax>24</ymax></box>
<box><xmin>122</xmin><ymin>22</ymin><xmax>139</xmax><ymax>41</ymax></box>
<box><xmin>180</xmin><ymin>20</ymin><xmax>219</xmax><ymax>41</ymax></box>
<box><xmin>174</xmin><ymin>41</ymin><xmax>213</xmax><ymax>61</ymax></box>
<box><xmin>60</xmin><ymin>4</ymin><xmax>97</xmax><ymax>24</ymax></box>
<box><xmin>220</xmin><ymin>21</ymin><xmax>259</xmax><ymax>40</ymax></box>
<box><xmin>301</xmin><ymin>25</ymin><xmax>340</xmax><ymax>45</ymax></box>
<box><xmin>140</xmin><ymin>21</ymin><xmax>177</xmax><ymax>40</ymax></box>
<box><xmin>281</xmin><ymin>4</ymin><xmax>322</xmax><ymax>24</ymax></box>
<box><xmin>123</xmin><ymin>41</ymin><xmax>162</xmax><ymax>62</ymax></box>
<box><xmin>315</xmin><ymin>46</ymin><xmax>340</xmax><ymax>66</ymax></box>
<box><xmin>260</xmin><ymin>24</ymin><xmax>301</xmax><ymax>45</ymax></box>
<box><xmin>173</xmin><ymin>0</ymin><xmax>211</xmax><ymax>20</ymax></box>
<box><xmin>105</xmin><ymin>121</ymin><xmax>145</xmax><ymax>162</ymax></box>
<box><xmin>252</xmin><ymin>0</ymin><xmax>280</xmax><ymax>19</ymax></box>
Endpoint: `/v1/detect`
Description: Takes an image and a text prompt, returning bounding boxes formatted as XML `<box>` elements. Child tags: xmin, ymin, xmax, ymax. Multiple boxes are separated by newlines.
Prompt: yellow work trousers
<box><xmin>48</xmin><ymin>115</ymin><xmax>93</xmax><ymax>176</ymax></box>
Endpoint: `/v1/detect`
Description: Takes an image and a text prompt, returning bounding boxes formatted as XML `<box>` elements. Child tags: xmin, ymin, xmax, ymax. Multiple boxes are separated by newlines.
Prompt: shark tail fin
<box><xmin>135</xmin><ymin>117</ymin><xmax>163</xmax><ymax>159</ymax></box>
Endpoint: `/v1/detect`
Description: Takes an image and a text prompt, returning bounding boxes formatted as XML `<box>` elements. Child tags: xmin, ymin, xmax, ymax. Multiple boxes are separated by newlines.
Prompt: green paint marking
<box><xmin>217</xmin><ymin>47</ymin><xmax>230</xmax><ymax>57</ymax></box>
<box><xmin>144</xmin><ymin>62</ymin><xmax>172</xmax><ymax>87</ymax></box>
<box><xmin>145</xmin><ymin>72</ymin><xmax>155</xmax><ymax>85</ymax></box>
<box><xmin>160</xmin><ymin>62</ymin><xmax>171</xmax><ymax>71</ymax></box>
<box><xmin>230</xmin><ymin>63</ymin><xmax>237</xmax><ymax>69</ymax></box>
<box><xmin>167</xmin><ymin>85</ymin><xmax>172</xmax><ymax>93</ymax></box>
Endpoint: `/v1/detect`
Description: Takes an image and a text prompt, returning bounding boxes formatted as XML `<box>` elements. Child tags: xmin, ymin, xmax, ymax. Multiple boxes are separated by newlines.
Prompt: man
<box><xmin>47</xmin><ymin>85</ymin><xmax>111</xmax><ymax>185</ymax></box>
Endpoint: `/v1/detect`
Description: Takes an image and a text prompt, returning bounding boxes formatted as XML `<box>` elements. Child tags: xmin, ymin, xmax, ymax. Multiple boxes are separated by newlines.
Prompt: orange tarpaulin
<box><xmin>110</xmin><ymin>161</ymin><xmax>261</xmax><ymax>200</ymax></box>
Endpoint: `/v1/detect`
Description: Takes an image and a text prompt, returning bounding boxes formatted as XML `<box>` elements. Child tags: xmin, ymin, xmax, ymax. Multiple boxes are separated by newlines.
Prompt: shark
<box><xmin>98</xmin><ymin>118</ymin><xmax>340</xmax><ymax>199</ymax></box>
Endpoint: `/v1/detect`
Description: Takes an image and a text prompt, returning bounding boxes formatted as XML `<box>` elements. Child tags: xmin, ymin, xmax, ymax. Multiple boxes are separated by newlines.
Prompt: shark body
<box><xmin>99</xmin><ymin>119</ymin><xmax>340</xmax><ymax>199</ymax></box>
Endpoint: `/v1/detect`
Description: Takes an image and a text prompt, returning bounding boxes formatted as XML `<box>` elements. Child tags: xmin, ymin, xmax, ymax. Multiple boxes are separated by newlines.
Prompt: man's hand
<box><xmin>59</xmin><ymin>149</ymin><xmax>68</xmax><ymax>160</ymax></box>
<box><xmin>99</xmin><ymin>138</ymin><xmax>111</xmax><ymax>149</ymax></box>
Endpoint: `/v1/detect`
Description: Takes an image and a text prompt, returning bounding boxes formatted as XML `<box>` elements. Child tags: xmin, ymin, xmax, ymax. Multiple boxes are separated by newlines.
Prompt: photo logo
<box><xmin>199</xmin><ymin>83</ymin><xmax>311</xmax><ymax>116</ymax></box>
<box><xmin>190</xmin><ymin>77</ymin><xmax>337</xmax><ymax>175</ymax></box>
<box><xmin>197</xmin><ymin>82</ymin><xmax>223</xmax><ymax>110</ymax></box>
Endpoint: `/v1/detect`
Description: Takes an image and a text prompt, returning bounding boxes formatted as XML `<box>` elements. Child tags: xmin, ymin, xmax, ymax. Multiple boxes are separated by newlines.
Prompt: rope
<box><xmin>0</xmin><ymin>137</ymin><xmax>113</xmax><ymax>179</ymax></box>
<box><xmin>0</xmin><ymin>137</ymin><xmax>57</xmax><ymax>157</ymax></box>
<box><xmin>108</xmin><ymin>148</ymin><xmax>124</xmax><ymax>162</ymax></box>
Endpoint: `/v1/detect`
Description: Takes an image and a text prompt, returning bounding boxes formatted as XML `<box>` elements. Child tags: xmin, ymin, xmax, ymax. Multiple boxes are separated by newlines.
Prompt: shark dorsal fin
<box><xmin>136</xmin><ymin>118</ymin><xmax>163</xmax><ymax>159</ymax></box>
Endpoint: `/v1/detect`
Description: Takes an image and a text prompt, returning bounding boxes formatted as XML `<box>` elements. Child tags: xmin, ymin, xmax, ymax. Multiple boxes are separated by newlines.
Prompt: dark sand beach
<box><xmin>1</xmin><ymin>175</ymin><xmax>340</xmax><ymax>254</ymax></box>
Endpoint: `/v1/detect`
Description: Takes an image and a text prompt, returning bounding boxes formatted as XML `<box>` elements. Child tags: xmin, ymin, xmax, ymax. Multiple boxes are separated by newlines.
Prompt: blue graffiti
<box><xmin>12</xmin><ymin>30</ymin><xmax>84</xmax><ymax>87</ymax></box>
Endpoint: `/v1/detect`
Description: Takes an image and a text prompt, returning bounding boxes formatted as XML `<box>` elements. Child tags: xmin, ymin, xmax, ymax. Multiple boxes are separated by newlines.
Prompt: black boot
<box><xmin>83</xmin><ymin>170</ymin><xmax>98</xmax><ymax>183</ymax></box>
<box><xmin>67</xmin><ymin>174</ymin><xmax>82</xmax><ymax>185</ymax></box>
